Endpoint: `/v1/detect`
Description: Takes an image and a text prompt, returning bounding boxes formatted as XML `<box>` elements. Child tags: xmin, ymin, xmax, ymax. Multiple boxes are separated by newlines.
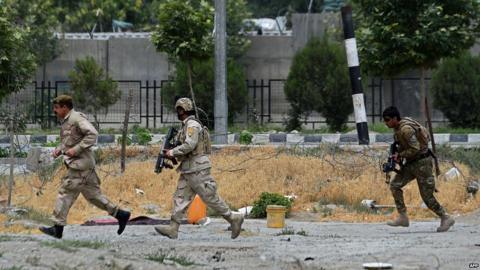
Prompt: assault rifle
<box><xmin>155</xmin><ymin>127</ymin><xmax>179</xmax><ymax>174</ymax></box>
<box><xmin>382</xmin><ymin>141</ymin><xmax>400</xmax><ymax>174</ymax></box>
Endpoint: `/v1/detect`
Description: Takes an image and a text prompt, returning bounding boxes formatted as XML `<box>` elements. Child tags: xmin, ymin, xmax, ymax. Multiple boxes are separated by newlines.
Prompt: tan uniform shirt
<box><xmin>172</xmin><ymin>116</ymin><xmax>211</xmax><ymax>173</ymax></box>
<box><xmin>56</xmin><ymin>109</ymin><xmax>98</xmax><ymax>170</ymax></box>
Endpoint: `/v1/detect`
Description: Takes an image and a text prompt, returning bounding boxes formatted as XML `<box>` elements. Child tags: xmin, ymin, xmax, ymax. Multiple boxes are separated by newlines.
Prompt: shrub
<box><xmin>132</xmin><ymin>126</ymin><xmax>152</xmax><ymax>145</ymax></box>
<box><xmin>117</xmin><ymin>136</ymin><xmax>132</xmax><ymax>146</ymax></box>
<box><xmin>69</xmin><ymin>56</ymin><xmax>121</xmax><ymax>128</ymax></box>
<box><xmin>239</xmin><ymin>130</ymin><xmax>253</xmax><ymax>144</ymax></box>
<box><xmin>284</xmin><ymin>36</ymin><xmax>352</xmax><ymax>131</ymax></box>
<box><xmin>250</xmin><ymin>192</ymin><xmax>293</xmax><ymax>218</ymax></box>
<box><xmin>0</xmin><ymin>148</ymin><xmax>27</xmax><ymax>158</ymax></box>
<box><xmin>431</xmin><ymin>53</ymin><xmax>480</xmax><ymax>128</ymax></box>
<box><xmin>163</xmin><ymin>58</ymin><xmax>248</xmax><ymax>129</ymax></box>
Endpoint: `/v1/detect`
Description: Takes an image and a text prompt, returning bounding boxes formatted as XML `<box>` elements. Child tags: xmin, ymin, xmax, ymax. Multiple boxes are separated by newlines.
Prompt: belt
<box><xmin>407</xmin><ymin>150</ymin><xmax>432</xmax><ymax>165</ymax></box>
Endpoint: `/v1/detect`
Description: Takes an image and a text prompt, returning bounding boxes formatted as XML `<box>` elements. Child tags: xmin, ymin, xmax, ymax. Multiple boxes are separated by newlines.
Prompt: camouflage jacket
<box><xmin>393</xmin><ymin>119</ymin><xmax>428</xmax><ymax>161</ymax></box>
<box><xmin>56</xmin><ymin>109</ymin><xmax>98</xmax><ymax>170</ymax></box>
<box><xmin>172</xmin><ymin>116</ymin><xmax>211</xmax><ymax>173</ymax></box>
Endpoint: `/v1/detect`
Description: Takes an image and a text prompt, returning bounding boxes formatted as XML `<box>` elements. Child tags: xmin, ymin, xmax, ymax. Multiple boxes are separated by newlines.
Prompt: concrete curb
<box><xmin>1</xmin><ymin>133</ymin><xmax>480</xmax><ymax>146</ymax></box>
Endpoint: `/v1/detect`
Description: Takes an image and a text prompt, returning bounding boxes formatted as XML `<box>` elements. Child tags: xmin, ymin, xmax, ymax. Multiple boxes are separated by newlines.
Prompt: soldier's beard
<box><xmin>177</xmin><ymin>112</ymin><xmax>183</xmax><ymax>120</ymax></box>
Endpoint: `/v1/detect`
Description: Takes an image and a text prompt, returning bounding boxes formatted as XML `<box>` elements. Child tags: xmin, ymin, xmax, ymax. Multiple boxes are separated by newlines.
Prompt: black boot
<box><xmin>114</xmin><ymin>209</ymin><xmax>131</xmax><ymax>235</ymax></box>
<box><xmin>39</xmin><ymin>225</ymin><xmax>63</xmax><ymax>239</ymax></box>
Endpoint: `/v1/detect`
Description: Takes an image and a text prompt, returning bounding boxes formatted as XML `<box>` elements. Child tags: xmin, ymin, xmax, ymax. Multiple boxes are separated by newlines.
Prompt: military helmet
<box><xmin>175</xmin><ymin>97</ymin><xmax>193</xmax><ymax>111</ymax></box>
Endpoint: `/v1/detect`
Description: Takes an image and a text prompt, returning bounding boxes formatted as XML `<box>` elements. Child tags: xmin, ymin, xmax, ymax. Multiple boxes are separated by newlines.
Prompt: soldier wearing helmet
<box><xmin>154</xmin><ymin>97</ymin><xmax>244</xmax><ymax>239</ymax></box>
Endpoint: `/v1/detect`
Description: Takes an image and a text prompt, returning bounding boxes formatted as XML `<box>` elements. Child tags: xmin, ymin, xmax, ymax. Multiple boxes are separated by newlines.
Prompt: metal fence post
<box><xmin>153</xmin><ymin>80</ymin><xmax>157</xmax><ymax>129</ymax></box>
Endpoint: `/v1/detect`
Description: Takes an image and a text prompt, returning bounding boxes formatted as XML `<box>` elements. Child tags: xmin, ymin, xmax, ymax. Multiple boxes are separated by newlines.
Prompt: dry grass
<box><xmin>1</xmin><ymin>146</ymin><xmax>479</xmax><ymax>233</ymax></box>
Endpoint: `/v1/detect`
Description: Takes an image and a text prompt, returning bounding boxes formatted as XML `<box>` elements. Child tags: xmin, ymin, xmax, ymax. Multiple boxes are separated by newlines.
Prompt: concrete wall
<box><xmin>240</xmin><ymin>36</ymin><xmax>294</xmax><ymax>80</ymax></box>
<box><xmin>35</xmin><ymin>38</ymin><xmax>170</xmax><ymax>82</ymax></box>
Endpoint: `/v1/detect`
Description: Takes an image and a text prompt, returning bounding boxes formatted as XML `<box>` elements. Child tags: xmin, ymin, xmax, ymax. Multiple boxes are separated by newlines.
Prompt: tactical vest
<box><xmin>398</xmin><ymin>117</ymin><xmax>430</xmax><ymax>150</ymax></box>
<box><xmin>186</xmin><ymin>118</ymin><xmax>212</xmax><ymax>156</ymax></box>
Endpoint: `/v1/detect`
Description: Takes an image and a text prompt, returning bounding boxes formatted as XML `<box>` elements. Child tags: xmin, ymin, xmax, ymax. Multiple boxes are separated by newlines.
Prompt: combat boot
<box><xmin>154</xmin><ymin>220</ymin><xmax>180</xmax><ymax>239</ymax></box>
<box><xmin>114</xmin><ymin>209</ymin><xmax>131</xmax><ymax>235</ymax></box>
<box><xmin>437</xmin><ymin>214</ymin><xmax>455</xmax><ymax>232</ymax></box>
<box><xmin>386</xmin><ymin>212</ymin><xmax>409</xmax><ymax>227</ymax></box>
<box><xmin>224</xmin><ymin>213</ymin><xmax>244</xmax><ymax>239</ymax></box>
<box><xmin>39</xmin><ymin>225</ymin><xmax>63</xmax><ymax>239</ymax></box>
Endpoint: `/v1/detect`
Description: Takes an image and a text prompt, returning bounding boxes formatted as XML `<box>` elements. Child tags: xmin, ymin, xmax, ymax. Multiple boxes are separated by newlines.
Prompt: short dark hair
<box><xmin>53</xmin><ymin>95</ymin><xmax>73</xmax><ymax>109</ymax></box>
<box><xmin>382</xmin><ymin>106</ymin><xmax>401</xmax><ymax>120</ymax></box>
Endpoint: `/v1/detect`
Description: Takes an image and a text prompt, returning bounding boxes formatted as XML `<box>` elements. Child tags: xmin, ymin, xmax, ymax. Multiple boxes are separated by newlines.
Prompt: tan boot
<box><xmin>224</xmin><ymin>213</ymin><xmax>244</xmax><ymax>239</ymax></box>
<box><xmin>387</xmin><ymin>212</ymin><xmax>409</xmax><ymax>227</ymax></box>
<box><xmin>154</xmin><ymin>220</ymin><xmax>179</xmax><ymax>239</ymax></box>
<box><xmin>437</xmin><ymin>214</ymin><xmax>455</xmax><ymax>232</ymax></box>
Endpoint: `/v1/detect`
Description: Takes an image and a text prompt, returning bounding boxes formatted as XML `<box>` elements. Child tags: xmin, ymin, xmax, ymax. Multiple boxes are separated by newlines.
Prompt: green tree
<box><xmin>0</xmin><ymin>6</ymin><xmax>37</xmax><ymax>103</ymax></box>
<box><xmin>353</xmin><ymin>0</ymin><xmax>480</xmax><ymax>122</ymax></box>
<box><xmin>224</xmin><ymin>0</ymin><xmax>252</xmax><ymax>59</ymax></box>
<box><xmin>163</xmin><ymin>59</ymin><xmax>248</xmax><ymax>128</ymax></box>
<box><xmin>152</xmin><ymin>0</ymin><xmax>214</xmax><ymax>117</ymax></box>
<box><xmin>246</xmin><ymin>0</ymin><xmax>325</xmax><ymax>18</ymax></box>
<box><xmin>284</xmin><ymin>36</ymin><xmax>351</xmax><ymax>131</ymax></box>
<box><xmin>5</xmin><ymin>0</ymin><xmax>61</xmax><ymax>80</ymax></box>
<box><xmin>54</xmin><ymin>0</ymin><xmax>143</xmax><ymax>32</ymax></box>
<box><xmin>431</xmin><ymin>53</ymin><xmax>480</xmax><ymax>128</ymax></box>
<box><xmin>68</xmin><ymin>56</ymin><xmax>121</xmax><ymax>128</ymax></box>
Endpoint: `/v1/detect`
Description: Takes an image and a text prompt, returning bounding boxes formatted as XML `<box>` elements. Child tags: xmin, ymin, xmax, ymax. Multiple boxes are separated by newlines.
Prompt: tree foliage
<box><xmin>163</xmin><ymin>59</ymin><xmax>248</xmax><ymax>128</ymax></box>
<box><xmin>284</xmin><ymin>37</ymin><xmax>351</xmax><ymax>131</ymax></box>
<box><xmin>0</xmin><ymin>6</ymin><xmax>37</xmax><ymax>103</ymax></box>
<box><xmin>68</xmin><ymin>56</ymin><xmax>121</xmax><ymax>127</ymax></box>
<box><xmin>152</xmin><ymin>0</ymin><xmax>214</xmax><ymax>62</ymax></box>
<box><xmin>4</xmin><ymin>0</ymin><xmax>61</xmax><ymax>67</ymax></box>
<box><xmin>224</xmin><ymin>0</ymin><xmax>252</xmax><ymax>59</ymax></box>
<box><xmin>54</xmin><ymin>0</ymin><xmax>144</xmax><ymax>32</ymax></box>
<box><xmin>353</xmin><ymin>0</ymin><xmax>480</xmax><ymax>76</ymax></box>
<box><xmin>431</xmin><ymin>53</ymin><xmax>480</xmax><ymax>128</ymax></box>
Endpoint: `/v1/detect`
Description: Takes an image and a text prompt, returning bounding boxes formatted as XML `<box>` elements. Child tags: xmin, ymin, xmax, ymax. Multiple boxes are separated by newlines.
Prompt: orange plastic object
<box><xmin>187</xmin><ymin>195</ymin><xmax>207</xmax><ymax>224</ymax></box>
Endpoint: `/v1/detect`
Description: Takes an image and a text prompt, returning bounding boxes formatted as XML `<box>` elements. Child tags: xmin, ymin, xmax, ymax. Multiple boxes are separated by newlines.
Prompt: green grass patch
<box><xmin>433</xmin><ymin>126</ymin><xmax>480</xmax><ymax>134</ymax></box>
<box><xmin>0</xmin><ymin>235</ymin><xmax>13</xmax><ymax>242</ymax></box>
<box><xmin>41</xmin><ymin>239</ymin><xmax>106</xmax><ymax>253</ymax></box>
<box><xmin>275</xmin><ymin>226</ymin><xmax>308</xmax><ymax>236</ymax></box>
<box><xmin>10</xmin><ymin>206</ymin><xmax>52</xmax><ymax>225</ymax></box>
<box><xmin>146</xmin><ymin>252</ymin><xmax>195</xmax><ymax>266</ymax></box>
<box><xmin>436</xmin><ymin>146</ymin><xmax>480</xmax><ymax>174</ymax></box>
<box><xmin>369</xmin><ymin>122</ymin><xmax>391</xmax><ymax>133</ymax></box>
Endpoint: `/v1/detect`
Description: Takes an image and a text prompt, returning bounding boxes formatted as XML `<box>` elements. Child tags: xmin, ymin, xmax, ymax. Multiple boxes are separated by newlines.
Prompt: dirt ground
<box><xmin>0</xmin><ymin>210</ymin><xmax>478</xmax><ymax>270</ymax></box>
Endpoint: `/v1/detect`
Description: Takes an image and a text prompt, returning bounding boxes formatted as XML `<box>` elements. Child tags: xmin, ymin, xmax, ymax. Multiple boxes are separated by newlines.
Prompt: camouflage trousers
<box><xmin>171</xmin><ymin>169</ymin><xmax>231</xmax><ymax>223</ymax></box>
<box><xmin>52</xmin><ymin>168</ymin><xmax>118</xmax><ymax>226</ymax></box>
<box><xmin>390</xmin><ymin>156</ymin><xmax>445</xmax><ymax>217</ymax></box>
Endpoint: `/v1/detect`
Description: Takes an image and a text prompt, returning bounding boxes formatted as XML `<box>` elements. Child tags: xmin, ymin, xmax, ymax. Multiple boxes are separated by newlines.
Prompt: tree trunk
<box><xmin>120</xmin><ymin>89</ymin><xmax>134</xmax><ymax>173</ymax></box>
<box><xmin>186</xmin><ymin>61</ymin><xmax>199</xmax><ymax>119</ymax></box>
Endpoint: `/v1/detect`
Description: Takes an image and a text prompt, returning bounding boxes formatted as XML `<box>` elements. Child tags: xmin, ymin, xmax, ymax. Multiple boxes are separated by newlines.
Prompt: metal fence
<box><xmin>0</xmin><ymin>78</ymin><xmax>446</xmax><ymax>129</ymax></box>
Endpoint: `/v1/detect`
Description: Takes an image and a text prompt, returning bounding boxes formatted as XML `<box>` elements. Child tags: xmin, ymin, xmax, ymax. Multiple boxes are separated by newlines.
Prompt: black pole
<box><xmin>341</xmin><ymin>5</ymin><xmax>369</xmax><ymax>145</ymax></box>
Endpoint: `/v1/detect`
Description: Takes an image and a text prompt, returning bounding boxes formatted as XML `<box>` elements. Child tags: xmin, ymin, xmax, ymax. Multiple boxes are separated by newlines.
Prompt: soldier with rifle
<box><xmin>382</xmin><ymin>106</ymin><xmax>454</xmax><ymax>232</ymax></box>
<box><xmin>154</xmin><ymin>97</ymin><xmax>244</xmax><ymax>239</ymax></box>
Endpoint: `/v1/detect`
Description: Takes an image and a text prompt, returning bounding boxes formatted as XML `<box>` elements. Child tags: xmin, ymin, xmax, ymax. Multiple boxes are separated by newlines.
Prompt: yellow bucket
<box><xmin>266</xmin><ymin>205</ymin><xmax>286</xmax><ymax>228</ymax></box>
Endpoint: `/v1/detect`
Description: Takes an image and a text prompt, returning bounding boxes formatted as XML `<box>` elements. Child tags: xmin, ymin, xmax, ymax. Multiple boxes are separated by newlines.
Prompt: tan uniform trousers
<box><xmin>52</xmin><ymin>168</ymin><xmax>118</xmax><ymax>226</ymax></box>
<box><xmin>171</xmin><ymin>169</ymin><xmax>231</xmax><ymax>223</ymax></box>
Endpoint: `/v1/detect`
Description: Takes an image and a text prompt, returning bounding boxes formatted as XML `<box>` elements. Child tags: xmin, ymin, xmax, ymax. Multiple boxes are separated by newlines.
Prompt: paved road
<box><xmin>0</xmin><ymin>217</ymin><xmax>478</xmax><ymax>270</ymax></box>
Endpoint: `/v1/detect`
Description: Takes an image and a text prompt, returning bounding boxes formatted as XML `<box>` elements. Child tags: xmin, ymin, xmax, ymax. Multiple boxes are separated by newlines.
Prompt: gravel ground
<box><xmin>0</xmin><ymin>215</ymin><xmax>479</xmax><ymax>270</ymax></box>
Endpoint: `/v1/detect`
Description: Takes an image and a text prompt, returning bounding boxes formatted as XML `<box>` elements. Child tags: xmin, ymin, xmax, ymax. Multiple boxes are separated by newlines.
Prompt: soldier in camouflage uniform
<box><xmin>39</xmin><ymin>95</ymin><xmax>131</xmax><ymax>239</ymax></box>
<box><xmin>382</xmin><ymin>106</ymin><xmax>454</xmax><ymax>232</ymax></box>
<box><xmin>154</xmin><ymin>97</ymin><xmax>244</xmax><ymax>239</ymax></box>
